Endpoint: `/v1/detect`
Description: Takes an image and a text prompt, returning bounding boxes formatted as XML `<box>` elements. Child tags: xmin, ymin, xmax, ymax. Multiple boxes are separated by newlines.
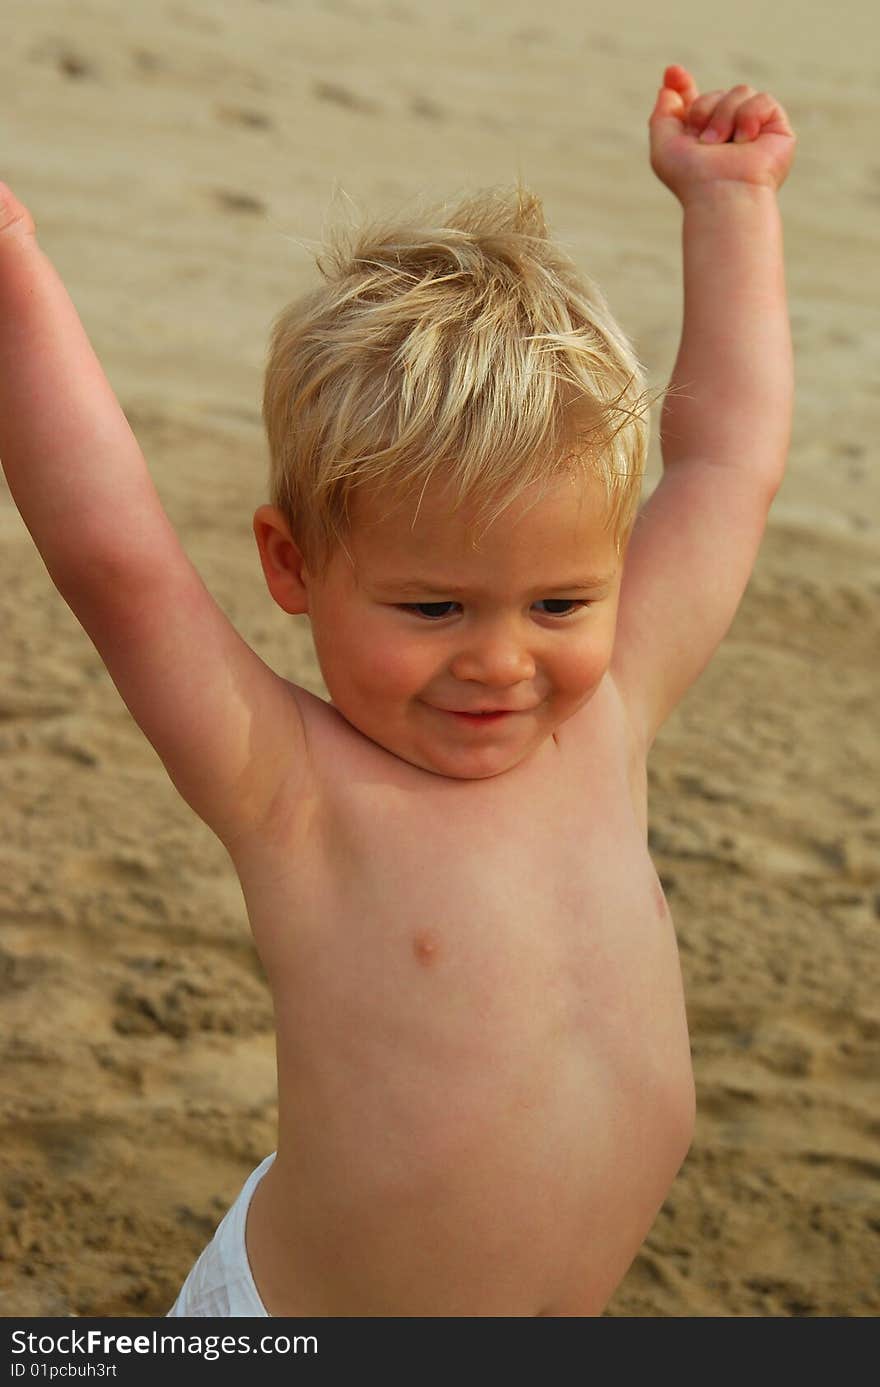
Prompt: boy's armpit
<box><xmin>61</xmin><ymin>537</ymin><xmax>311</xmax><ymax>848</ymax></box>
<box><xmin>611</xmin><ymin>459</ymin><xmax>779</xmax><ymax>748</ymax></box>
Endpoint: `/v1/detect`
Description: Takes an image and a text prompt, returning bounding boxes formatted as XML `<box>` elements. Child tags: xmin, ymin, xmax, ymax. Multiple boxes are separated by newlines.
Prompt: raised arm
<box><xmin>611</xmin><ymin>68</ymin><xmax>796</xmax><ymax>748</ymax></box>
<box><xmin>0</xmin><ymin>184</ymin><xmax>308</xmax><ymax>845</ymax></box>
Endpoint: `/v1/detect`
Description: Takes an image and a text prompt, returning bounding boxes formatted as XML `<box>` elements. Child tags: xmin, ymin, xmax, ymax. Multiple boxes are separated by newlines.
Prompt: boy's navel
<box><xmin>412</xmin><ymin>929</ymin><xmax>441</xmax><ymax>967</ymax></box>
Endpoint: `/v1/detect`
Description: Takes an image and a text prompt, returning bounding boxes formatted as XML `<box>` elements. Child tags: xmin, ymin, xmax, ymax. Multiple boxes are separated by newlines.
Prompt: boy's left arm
<box><xmin>611</xmin><ymin>67</ymin><xmax>796</xmax><ymax>749</ymax></box>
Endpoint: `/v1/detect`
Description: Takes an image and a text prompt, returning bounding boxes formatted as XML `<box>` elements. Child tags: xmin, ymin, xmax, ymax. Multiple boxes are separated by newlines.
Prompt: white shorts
<box><xmin>167</xmin><ymin>1153</ymin><xmax>275</xmax><ymax>1317</ymax></box>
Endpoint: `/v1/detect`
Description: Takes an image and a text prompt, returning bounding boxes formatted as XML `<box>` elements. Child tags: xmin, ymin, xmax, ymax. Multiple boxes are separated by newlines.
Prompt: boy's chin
<box><xmin>392</xmin><ymin>731</ymin><xmax>549</xmax><ymax>782</ymax></box>
<box><xmin>327</xmin><ymin>699</ymin><xmax>555</xmax><ymax>779</ymax></box>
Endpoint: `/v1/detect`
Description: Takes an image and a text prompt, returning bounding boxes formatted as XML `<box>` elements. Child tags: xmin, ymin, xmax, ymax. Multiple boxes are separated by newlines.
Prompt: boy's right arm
<box><xmin>0</xmin><ymin>185</ymin><xmax>309</xmax><ymax>847</ymax></box>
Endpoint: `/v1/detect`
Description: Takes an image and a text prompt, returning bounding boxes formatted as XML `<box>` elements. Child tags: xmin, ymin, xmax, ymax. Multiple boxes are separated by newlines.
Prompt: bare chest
<box><xmin>239</xmin><ymin>694</ymin><xmax>677</xmax><ymax>1071</ymax></box>
<box><xmin>235</xmin><ymin>693</ymin><xmax>693</xmax><ymax>1313</ymax></box>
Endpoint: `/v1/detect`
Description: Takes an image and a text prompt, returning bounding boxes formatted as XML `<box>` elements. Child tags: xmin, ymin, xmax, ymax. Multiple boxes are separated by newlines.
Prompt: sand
<box><xmin>1</xmin><ymin>0</ymin><xmax>877</xmax><ymax>1317</ymax></box>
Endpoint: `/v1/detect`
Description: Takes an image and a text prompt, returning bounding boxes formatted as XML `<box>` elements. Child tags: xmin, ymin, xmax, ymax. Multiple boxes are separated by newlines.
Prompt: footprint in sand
<box><xmin>215</xmin><ymin>105</ymin><xmax>275</xmax><ymax>131</ymax></box>
<box><xmin>211</xmin><ymin>189</ymin><xmax>267</xmax><ymax>216</ymax></box>
<box><xmin>313</xmin><ymin>80</ymin><xmax>380</xmax><ymax>115</ymax></box>
<box><xmin>29</xmin><ymin>40</ymin><xmax>97</xmax><ymax>81</ymax></box>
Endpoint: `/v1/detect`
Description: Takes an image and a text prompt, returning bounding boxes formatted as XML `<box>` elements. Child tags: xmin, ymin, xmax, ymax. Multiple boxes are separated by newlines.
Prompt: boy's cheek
<box><xmin>346</xmin><ymin>634</ymin><xmax>428</xmax><ymax>702</ymax></box>
<box><xmin>574</xmin><ymin>624</ymin><xmax>618</xmax><ymax>694</ymax></box>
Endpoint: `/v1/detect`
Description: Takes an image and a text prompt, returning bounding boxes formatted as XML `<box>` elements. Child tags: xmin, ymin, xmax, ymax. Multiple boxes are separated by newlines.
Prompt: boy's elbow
<box><xmin>764</xmin><ymin>427</ymin><xmax>792</xmax><ymax>500</ymax></box>
<box><xmin>765</xmin><ymin>462</ymin><xmax>787</xmax><ymax>502</ymax></box>
<box><xmin>46</xmin><ymin>537</ymin><xmax>129</xmax><ymax>601</ymax></box>
<box><xmin>48</xmin><ymin>529</ymin><xmax>179</xmax><ymax>633</ymax></box>
<box><xmin>45</xmin><ymin>546</ymin><xmax>139</xmax><ymax>643</ymax></box>
<box><xmin>735</xmin><ymin>410</ymin><xmax>792</xmax><ymax>500</ymax></box>
<box><xmin>750</xmin><ymin>442</ymin><xmax>788</xmax><ymax>504</ymax></box>
<box><xmin>46</xmin><ymin>499</ymin><xmax>182</xmax><ymax>603</ymax></box>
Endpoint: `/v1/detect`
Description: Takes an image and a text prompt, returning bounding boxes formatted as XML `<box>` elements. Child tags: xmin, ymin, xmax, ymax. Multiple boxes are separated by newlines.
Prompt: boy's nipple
<box><xmin>412</xmin><ymin>928</ymin><xmax>441</xmax><ymax>967</ymax></box>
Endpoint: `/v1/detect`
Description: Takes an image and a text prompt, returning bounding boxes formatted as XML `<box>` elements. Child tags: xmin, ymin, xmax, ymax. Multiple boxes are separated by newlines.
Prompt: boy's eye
<box><xmin>534</xmin><ymin>599</ymin><xmax>585</xmax><ymax>617</ymax></box>
<box><xmin>399</xmin><ymin>599</ymin><xmax>587</xmax><ymax>621</ymax></box>
<box><xmin>401</xmin><ymin>602</ymin><xmax>460</xmax><ymax>620</ymax></box>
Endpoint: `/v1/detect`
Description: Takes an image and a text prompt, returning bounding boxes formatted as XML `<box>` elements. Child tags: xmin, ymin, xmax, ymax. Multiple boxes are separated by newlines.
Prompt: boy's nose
<box><xmin>449</xmin><ymin>630</ymin><xmax>536</xmax><ymax>687</ymax></box>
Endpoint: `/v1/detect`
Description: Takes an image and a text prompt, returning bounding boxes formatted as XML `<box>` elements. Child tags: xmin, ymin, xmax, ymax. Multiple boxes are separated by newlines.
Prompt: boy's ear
<box><xmin>253</xmin><ymin>505</ymin><xmax>312</xmax><ymax>615</ymax></box>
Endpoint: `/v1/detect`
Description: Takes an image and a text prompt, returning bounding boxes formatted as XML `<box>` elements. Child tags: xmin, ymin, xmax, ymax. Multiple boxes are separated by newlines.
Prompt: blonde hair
<box><xmin>263</xmin><ymin>184</ymin><xmax>660</xmax><ymax>576</ymax></box>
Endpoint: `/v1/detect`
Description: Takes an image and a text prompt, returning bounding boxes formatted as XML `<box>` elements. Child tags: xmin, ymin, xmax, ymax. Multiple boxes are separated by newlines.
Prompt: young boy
<box><xmin>0</xmin><ymin>66</ymin><xmax>795</xmax><ymax>1316</ymax></box>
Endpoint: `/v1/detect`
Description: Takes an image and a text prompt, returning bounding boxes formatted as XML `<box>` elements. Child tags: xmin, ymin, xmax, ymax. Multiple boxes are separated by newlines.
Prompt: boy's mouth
<box><xmin>448</xmin><ymin>710</ymin><xmax>511</xmax><ymax>724</ymax></box>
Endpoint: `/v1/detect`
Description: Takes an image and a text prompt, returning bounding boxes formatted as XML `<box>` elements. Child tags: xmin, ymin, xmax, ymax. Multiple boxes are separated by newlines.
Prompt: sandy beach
<box><xmin>1</xmin><ymin>0</ymin><xmax>877</xmax><ymax>1316</ymax></box>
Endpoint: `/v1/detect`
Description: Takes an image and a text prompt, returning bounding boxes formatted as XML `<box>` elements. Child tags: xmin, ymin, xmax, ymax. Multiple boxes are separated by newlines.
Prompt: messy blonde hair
<box><xmin>263</xmin><ymin>184</ymin><xmax>659</xmax><ymax>576</ymax></box>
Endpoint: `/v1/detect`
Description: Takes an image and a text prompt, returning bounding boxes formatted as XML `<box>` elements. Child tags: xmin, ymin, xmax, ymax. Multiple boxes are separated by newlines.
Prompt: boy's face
<box><xmin>297</xmin><ymin>472</ymin><xmax>625</xmax><ymax>780</ymax></box>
